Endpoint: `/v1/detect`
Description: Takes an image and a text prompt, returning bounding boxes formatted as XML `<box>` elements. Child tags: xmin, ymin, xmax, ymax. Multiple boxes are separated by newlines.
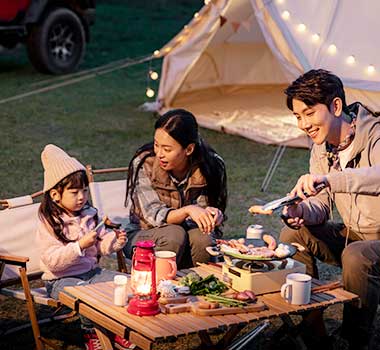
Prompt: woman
<box><xmin>123</xmin><ymin>109</ymin><xmax>227</xmax><ymax>268</ymax></box>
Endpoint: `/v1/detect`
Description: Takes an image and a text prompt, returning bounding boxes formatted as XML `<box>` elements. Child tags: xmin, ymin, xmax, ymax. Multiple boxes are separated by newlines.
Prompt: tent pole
<box><xmin>261</xmin><ymin>145</ymin><xmax>287</xmax><ymax>192</ymax></box>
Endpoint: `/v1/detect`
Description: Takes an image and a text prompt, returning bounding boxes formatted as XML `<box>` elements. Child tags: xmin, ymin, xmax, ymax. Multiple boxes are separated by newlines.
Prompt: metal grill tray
<box><xmin>222</xmin><ymin>239</ymin><xmax>297</xmax><ymax>261</ymax></box>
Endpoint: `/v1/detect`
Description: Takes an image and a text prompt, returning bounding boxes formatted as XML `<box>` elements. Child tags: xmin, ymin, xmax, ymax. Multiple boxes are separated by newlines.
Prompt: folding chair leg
<box><xmin>19</xmin><ymin>266</ymin><xmax>44</xmax><ymax>350</ymax></box>
<box><xmin>95</xmin><ymin>327</ymin><xmax>114</xmax><ymax>350</ymax></box>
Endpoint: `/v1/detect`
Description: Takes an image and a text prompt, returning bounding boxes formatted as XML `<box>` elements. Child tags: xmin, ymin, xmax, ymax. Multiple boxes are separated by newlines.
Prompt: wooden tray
<box><xmin>163</xmin><ymin>300</ymin><xmax>266</xmax><ymax>316</ymax></box>
<box><xmin>158</xmin><ymin>295</ymin><xmax>189</xmax><ymax>305</ymax></box>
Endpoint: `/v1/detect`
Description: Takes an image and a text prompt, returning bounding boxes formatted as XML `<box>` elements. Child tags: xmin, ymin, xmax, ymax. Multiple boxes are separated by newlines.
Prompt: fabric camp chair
<box><xmin>0</xmin><ymin>191</ymin><xmax>75</xmax><ymax>350</ymax></box>
<box><xmin>0</xmin><ymin>167</ymin><xmax>130</xmax><ymax>349</ymax></box>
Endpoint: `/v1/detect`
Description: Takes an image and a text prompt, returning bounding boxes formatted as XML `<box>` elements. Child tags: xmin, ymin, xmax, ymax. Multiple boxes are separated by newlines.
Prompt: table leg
<box><xmin>198</xmin><ymin>330</ymin><xmax>214</xmax><ymax>348</ymax></box>
<box><xmin>277</xmin><ymin>314</ymin><xmax>307</xmax><ymax>350</ymax></box>
<box><xmin>216</xmin><ymin>324</ymin><xmax>245</xmax><ymax>348</ymax></box>
<box><xmin>95</xmin><ymin>327</ymin><xmax>113</xmax><ymax>350</ymax></box>
<box><xmin>227</xmin><ymin>321</ymin><xmax>270</xmax><ymax>350</ymax></box>
<box><xmin>196</xmin><ymin>324</ymin><xmax>247</xmax><ymax>350</ymax></box>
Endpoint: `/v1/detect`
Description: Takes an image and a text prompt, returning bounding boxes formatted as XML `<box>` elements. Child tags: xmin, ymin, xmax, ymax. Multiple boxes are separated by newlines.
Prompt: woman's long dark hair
<box><xmin>38</xmin><ymin>170</ymin><xmax>95</xmax><ymax>243</ymax></box>
<box><xmin>126</xmin><ymin>109</ymin><xmax>227</xmax><ymax>214</ymax></box>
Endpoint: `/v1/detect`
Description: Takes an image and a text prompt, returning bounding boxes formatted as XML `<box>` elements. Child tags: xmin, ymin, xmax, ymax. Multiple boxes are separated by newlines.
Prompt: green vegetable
<box><xmin>179</xmin><ymin>272</ymin><xmax>201</xmax><ymax>287</ymax></box>
<box><xmin>188</xmin><ymin>274</ymin><xmax>228</xmax><ymax>296</ymax></box>
<box><xmin>204</xmin><ymin>294</ymin><xmax>247</xmax><ymax>307</ymax></box>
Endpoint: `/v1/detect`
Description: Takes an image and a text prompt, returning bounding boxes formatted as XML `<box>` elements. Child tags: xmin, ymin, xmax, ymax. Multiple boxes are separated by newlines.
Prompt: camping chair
<box><xmin>0</xmin><ymin>192</ymin><xmax>75</xmax><ymax>350</ymax></box>
<box><xmin>85</xmin><ymin>165</ymin><xmax>130</xmax><ymax>273</ymax></box>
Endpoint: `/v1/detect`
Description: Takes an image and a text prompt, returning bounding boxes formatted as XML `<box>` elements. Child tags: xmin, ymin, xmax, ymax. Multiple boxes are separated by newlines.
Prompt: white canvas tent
<box><xmin>155</xmin><ymin>0</ymin><xmax>380</xmax><ymax>148</ymax></box>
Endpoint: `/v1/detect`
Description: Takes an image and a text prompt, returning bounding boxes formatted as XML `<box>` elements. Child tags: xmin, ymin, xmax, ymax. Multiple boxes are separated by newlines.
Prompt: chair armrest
<box><xmin>0</xmin><ymin>254</ymin><xmax>29</xmax><ymax>266</ymax></box>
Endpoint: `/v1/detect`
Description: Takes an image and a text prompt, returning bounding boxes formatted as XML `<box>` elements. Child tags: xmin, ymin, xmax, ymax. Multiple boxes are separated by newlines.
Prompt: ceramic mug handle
<box><xmin>280</xmin><ymin>283</ymin><xmax>292</xmax><ymax>303</ymax></box>
<box><xmin>166</xmin><ymin>260</ymin><xmax>177</xmax><ymax>279</ymax></box>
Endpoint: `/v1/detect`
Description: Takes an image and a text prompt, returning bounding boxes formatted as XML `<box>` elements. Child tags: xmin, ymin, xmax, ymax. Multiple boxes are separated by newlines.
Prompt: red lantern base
<box><xmin>127</xmin><ymin>296</ymin><xmax>160</xmax><ymax>316</ymax></box>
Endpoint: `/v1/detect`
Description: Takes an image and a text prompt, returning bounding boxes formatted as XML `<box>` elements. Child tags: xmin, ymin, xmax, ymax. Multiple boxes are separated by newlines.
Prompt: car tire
<box><xmin>27</xmin><ymin>7</ymin><xmax>86</xmax><ymax>74</ymax></box>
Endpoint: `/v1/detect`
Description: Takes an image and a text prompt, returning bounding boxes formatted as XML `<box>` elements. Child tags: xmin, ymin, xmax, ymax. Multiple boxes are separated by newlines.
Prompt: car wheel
<box><xmin>27</xmin><ymin>8</ymin><xmax>86</xmax><ymax>74</ymax></box>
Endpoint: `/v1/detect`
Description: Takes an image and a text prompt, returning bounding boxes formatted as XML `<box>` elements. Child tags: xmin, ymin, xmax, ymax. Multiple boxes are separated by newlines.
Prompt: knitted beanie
<box><xmin>41</xmin><ymin>144</ymin><xmax>85</xmax><ymax>192</ymax></box>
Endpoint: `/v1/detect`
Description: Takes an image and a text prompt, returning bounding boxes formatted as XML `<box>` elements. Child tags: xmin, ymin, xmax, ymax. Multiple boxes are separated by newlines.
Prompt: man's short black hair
<box><xmin>284</xmin><ymin>69</ymin><xmax>349</xmax><ymax>114</ymax></box>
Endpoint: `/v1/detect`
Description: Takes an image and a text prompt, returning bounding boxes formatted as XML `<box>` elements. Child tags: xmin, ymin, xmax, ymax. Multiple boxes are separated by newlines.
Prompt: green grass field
<box><xmin>0</xmin><ymin>1</ymin><xmax>324</xmax><ymax>349</ymax></box>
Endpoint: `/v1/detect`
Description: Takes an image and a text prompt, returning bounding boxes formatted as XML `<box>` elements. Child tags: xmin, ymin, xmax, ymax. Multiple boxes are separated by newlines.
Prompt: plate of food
<box><xmin>206</xmin><ymin>234</ymin><xmax>297</xmax><ymax>261</ymax></box>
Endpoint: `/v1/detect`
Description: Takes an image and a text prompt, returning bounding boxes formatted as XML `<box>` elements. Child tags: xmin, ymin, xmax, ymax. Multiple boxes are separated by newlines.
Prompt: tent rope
<box><xmin>0</xmin><ymin>54</ymin><xmax>153</xmax><ymax>106</ymax></box>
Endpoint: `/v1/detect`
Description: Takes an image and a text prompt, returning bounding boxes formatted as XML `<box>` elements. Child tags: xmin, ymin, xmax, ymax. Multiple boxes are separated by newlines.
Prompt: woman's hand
<box><xmin>79</xmin><ymin>230</ymin><xmax>98</xmax><ymax>250</ymax></box>
<box><xmin>186</xmin><ymin>205</ymin><xmax>216</xmax><ymax>234</ymax></box>
<box><xmin>290</xmin><ymin>174</ymin><xmax>328</xmax><ymax>200</ymax></box>
<box><xmin>114</xmin><ymin>229</ymin><xmax>127</xmax><ymax>245</ymax></box>
<box><xmin>205</xmin><ymin>206</ymin><xmax>224</xmax><ymax>226</ymax></box>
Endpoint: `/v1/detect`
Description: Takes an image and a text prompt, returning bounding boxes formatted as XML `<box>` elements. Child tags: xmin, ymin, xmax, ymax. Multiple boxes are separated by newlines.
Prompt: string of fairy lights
<box><xmin>145</xmin><ymin>0</ymin><xmax>376</xmax><ymax>99</ymax></box>
<box><xmin>145</xmin><ymin>0</ymin><xmax>213</xmax><ymax>99</ymax></box>
<box><xmin>276</xmin><ymin>0</ymin><xmax>376</xmax><ymax>75</ymax></box>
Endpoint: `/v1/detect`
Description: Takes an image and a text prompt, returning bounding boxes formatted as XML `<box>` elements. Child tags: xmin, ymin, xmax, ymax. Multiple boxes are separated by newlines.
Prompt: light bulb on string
<box><xmin>346</xmin><ymin>55</ymin><xmax>355</xmax><ymax>65</ymax></box>
<box><xmin>153</xmin><ymin>50</ymin><xmax>160</xmax><ymax>57</ymax></box>
<box><xmin>281</xmin><ymin>10</ymin><xmax>290</xmax><ymax>20</ymax></box>
<box><xmin>204</xmin><ymin>0</ymin><xmax>211</xmax><ymax>4</ymax></box>
<box><xmin>149</xmin><ymin>71</ymin><xmax>159</xmax><ymax>80</ymax></box>
<box><xmin>146</xmin><ymin>88</ymin><xmax>155</xmax><ymax>98</ymax></box>
<box><xmin>311</xmin><ymin>33</ymin><xmax>320</xmax><ymax>43</ymax></box>
<box><xmin>297</xmin><ymin>23</ymin><xmax>306</xmax><ymax>33</ymax></box>
<box><xmin>327</xmin><ymin>44</ymin><xmax>337</xmax><ymax>55</ymax></box>
<box><xmin>367</xmin><ymin>65</ymin><xmax>375</xmax><ymax>75</ymax></box>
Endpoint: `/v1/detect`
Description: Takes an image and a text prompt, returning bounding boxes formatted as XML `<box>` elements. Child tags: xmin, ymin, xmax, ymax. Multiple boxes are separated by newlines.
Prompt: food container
<box><xmin>114</xmin><ymin>275</ymin><xmax>128</xmax><ymax>306</ymax></box>
<box><xmin>246</xmin><ymin>225</ymin><xmax>263</xmax><ymax>239</ymax></box>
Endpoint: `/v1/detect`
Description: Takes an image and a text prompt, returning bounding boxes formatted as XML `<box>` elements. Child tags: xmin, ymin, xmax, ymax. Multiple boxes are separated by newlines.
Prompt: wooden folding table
<box><xmin>59</xmin><ymin>265</ymin><xmax>358</xmax><ymax>350</ymax></box>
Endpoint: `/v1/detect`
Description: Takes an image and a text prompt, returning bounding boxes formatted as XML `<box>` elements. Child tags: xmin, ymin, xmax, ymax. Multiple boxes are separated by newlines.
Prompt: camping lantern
<box><xmin>127</xmin><ymin>240</ymin><xmax>160</xmax><ymax>316</ymax></box>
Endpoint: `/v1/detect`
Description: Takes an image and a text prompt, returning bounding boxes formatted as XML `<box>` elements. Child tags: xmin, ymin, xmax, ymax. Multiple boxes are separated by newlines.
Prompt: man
<box><xmin>252</xmin><ymin>69</ymin><xmax>380</xmax><ymax>349</ymax></box>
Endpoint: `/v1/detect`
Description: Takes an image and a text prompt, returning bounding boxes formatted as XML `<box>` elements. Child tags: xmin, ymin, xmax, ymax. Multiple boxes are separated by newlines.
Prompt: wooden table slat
<box><xmin>64</xmin><ymin>285</ymin><xmax>169</xmax><ymax>339</ymax></box>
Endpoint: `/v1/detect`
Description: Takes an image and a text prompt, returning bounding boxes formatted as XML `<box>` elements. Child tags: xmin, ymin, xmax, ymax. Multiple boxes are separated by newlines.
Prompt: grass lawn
<box><xmin>0</xmin><ymin>1</ymin><xmax>345</xmax><ymax>349</ymax></box>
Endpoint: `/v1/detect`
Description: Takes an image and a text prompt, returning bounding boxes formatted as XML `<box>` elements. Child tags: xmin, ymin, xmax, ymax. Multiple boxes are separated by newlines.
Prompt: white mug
<box><xmin>246</xmin><ymin>224</ymin><xmax>263</xmax><ymax>239</ymax></box>
<box><xmin>280</xmin><ymin>273</ymin><xmax>311</xmax><ymax>305</ymax></box>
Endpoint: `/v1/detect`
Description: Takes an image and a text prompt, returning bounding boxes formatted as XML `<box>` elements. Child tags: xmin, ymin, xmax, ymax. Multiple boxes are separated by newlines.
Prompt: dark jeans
<box><xmin>123</xmin><ymin>224</ymin><xmax>214</xmax><ymax>269</ymax></box>
<box><xmin>280</xmin><ymin>222</ymin><xmax>380</xmax><ymax>346</ymax></box>
<box><xmin>46</xmin><ymin>267</ymin><xmax>126</xmax><ymax>330</ymax></box>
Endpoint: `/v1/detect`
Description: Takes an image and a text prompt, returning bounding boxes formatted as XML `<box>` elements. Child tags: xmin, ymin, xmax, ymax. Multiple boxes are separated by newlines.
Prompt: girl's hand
<box><xmin>79</xmin><ymin>230</ymin><xmax>98</xmax><ymax>250</ymax></box>
<box><xmin>205</xmin><ymin>207</ymin><xmax>224</xmax><ymax>226</ymax></box>
<box><xmin>290</xmin><ymin>174</ymin><xmax>328</xmax><ymax>200</ymax></box>
<box><xmin>114</xmin><ymin>229</ymin><xmax>127</xmax><ymax>245</ymax></box>
<box><xmin>186</xmin><ymin>205</ymin><xmax>216</xmax><ymax>234</ymax></box>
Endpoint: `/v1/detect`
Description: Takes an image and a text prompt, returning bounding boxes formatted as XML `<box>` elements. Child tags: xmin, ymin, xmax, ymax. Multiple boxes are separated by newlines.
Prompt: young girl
<box><xmin>36</xmin><ymin>144</ymin><xmax>132</xmax><ymax>350</ymax></box>
<box><xmin>123</xmin><ymin>109</ymin><xmax>227</xmax><ymax>268</ymax></box>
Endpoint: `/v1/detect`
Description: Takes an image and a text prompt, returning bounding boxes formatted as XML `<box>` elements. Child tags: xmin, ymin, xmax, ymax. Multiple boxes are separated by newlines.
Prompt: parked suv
<box><xmin>0</xmin><ymin>0</ymin><xmax>95</xmax><ymax>74</ymax></box>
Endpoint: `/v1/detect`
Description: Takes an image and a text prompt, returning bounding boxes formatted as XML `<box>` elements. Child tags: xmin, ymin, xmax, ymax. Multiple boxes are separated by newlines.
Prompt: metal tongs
<box><xmin>261</xmin><ymin>183</ymin><xmax>327</xmax><ymax>212</ymax></box>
